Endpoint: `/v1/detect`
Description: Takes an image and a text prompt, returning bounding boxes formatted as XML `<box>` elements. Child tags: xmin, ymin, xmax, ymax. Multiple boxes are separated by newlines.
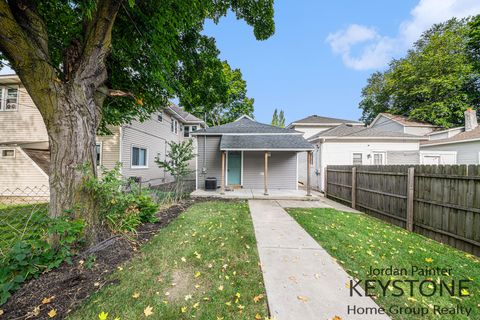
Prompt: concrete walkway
<box><xmin>249</xmin><ymin>200</ymin><xmax>389</xmax><ymax>320</ymax></box>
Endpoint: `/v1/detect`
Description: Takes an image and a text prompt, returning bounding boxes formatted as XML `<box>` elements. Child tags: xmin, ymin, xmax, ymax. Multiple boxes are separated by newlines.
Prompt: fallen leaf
<box><xmin>42</xmin><ymin>296</ymin><xmax>55</xmax><ymax>304</ymax></box>
<box><xmin>255</xmin><ymin>313</ymin><xmax>262</xmax><ymax>320</ymax></box>
<box><xmin>144</xmin><ymin>306</ymin><xmax>154</xmax><ymax>317</ymax></box>
<box><xmin>48</xmin><ymin>309</ymin><xmax>57</xmax><ymax>318</ymax></box>
<box><xmin>218</xmin><ymin>285</ymin><xmax>224</xmax><ymax>291</ymax></box>
<box><xmin>132</xmin><ymin>292</ymin><xmax>140</xmax><ymax>299</ymax></box>
<box><xmin>31</xmin><ymin>306</ymin><xmax>41</xmax><ymax>316</ymax></box>
<box><xmin>297</xmin><ymin>295</ymin><xmax>309</xmax><ymax>302</ymax></box>
<box><xmin>425</xmin><ymin>258</ymin><xmax>433</xmax><ymax>263</ymax></box>
<box><xmin>181</xmin><ymin>306</ymin><xmax>188</xmax><ymax>313</ymax></box>
<box><xmin>253</xmin><ymin>294</ymin><xmax>264</xmax><ymax>303</ymax></box>
<box><xmin>98</xmin><ymin>311</ymin><xmax>108</xmax><ymax>320</ymax></box>
<box><xmin>194</xmin><ymin>271</ymin><xmax>201</xmax><ymax>278</ymax></box>
<box><xmin>332</xmin><ymin>316</ymin><xmax>342</xmax><ymax>320</ymax></box>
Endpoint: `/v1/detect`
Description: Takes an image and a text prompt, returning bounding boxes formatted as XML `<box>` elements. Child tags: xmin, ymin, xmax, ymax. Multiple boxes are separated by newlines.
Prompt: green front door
<box><xmin>227</xmin><ymin>151</ymin><xmax>242</xmax><ymax>185</ymax></box>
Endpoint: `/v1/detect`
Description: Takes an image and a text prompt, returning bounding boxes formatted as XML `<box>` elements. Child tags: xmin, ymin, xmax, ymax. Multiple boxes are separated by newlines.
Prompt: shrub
<box><xmin>0</xmin><ymin>216</ymin><xmax>84</xmax><ymax>305</ymax></box>
<box><xmin>83</xmin><ymin>165</ymin><xmax>159</xmax><ymax>233</ymax></box>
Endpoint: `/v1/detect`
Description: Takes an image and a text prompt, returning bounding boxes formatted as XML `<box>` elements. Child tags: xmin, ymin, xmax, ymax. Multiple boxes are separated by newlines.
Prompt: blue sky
<box><xmin>203</xmin><ymin>0</ymin><xmax>480</xmax><ymax>124</ymax></box>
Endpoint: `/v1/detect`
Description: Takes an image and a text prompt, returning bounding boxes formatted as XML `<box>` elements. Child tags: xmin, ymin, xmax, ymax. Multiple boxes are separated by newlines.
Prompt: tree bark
<box><xmin>47</xmin><ymin>82</ymin><xmax>101</xmax><ymax>244</ymax></box>
<box><xmin>0</xmin><ymin>0</ymin><xmax>123</xmax><ymax>245</ymax></box>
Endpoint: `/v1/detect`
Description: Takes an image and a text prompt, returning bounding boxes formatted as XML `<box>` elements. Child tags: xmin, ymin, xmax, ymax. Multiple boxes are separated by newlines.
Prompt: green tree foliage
<box><xmin>0</xmin><ymin>0</ymin><xmax>274</xmax><ymax>240</ymax></box>
<box><xmin>155</xmin><ymin>140</ymin><xmax>195</xmax><ymax>182</ymax></box>
<box><xmin>271</xmin><ymin>108</ymin><xmax>285</xmax><ymax>127</ymax></box>
<box><xmin>185</xmin><ymin>62</ymin><xmax>255</xmax><ymax>126</ymax></box>
<box><xmin>278</xmin><ymin>110</ymin><xmax>285</xmax><ymax>128</ymax></box>
<box><xmin>359</xmin><ymin>18</ymin><xmax>480</xmax><ymax>127</ymax></box>
<box><xmin>271</xmin><ymin>109</ymin><xmax>279</xmax><ymax>126</ymax></box>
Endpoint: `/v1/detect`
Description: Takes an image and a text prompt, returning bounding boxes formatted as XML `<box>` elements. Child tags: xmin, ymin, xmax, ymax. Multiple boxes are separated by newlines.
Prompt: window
<box><xmin>0</xmin><ymin>87</ymin><xmax>18</xmax><ymax>111</ymax></box>
<box><xmin>132</xmin><ymin>146</ymin><xmax>148</xmax><ymax>168</ymax></box>
<box><xmin>352</xmin><ymin>153</ymin><xmax>362</xmax><ymax>165</ymax></box>
<box><xmin>191</xmin><ymin>125</ymin><xmax>197</xmax><ymax>132</ymax></box>
<box><xmin>95</xmin><ymin>143</ymin><xmax>102</xmax><ymax>166</ymax></box>
<box><xmin>373</xmin><ymin>152</ymin><xmax>385</xmax><ymax>165</ymax></box>
<box><xmin>1</xmin><ymin>149</ymin><xmax>15</xmax><ymax>158</ymax></box>
<box><xmin>157</xmin><ymin>112</ymin><xmax>163</xmax><ymax>122</ymax></box>
<box><xmin>171</xmin><ymin>119</ymin><xmax>178</xmax><ymax>134</ymax></box>
<box><xmin>184</xmin><ymin>125</ymin><xmax>190</xmax><ymax>137</ymax></box>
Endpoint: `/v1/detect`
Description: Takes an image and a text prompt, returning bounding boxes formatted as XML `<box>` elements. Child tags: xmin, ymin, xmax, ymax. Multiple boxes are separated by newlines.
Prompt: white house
<box><xmin>287</xmin><ymin>115</ymin><xmax>363</xmax><ymax>186</ymax></box>
<box><xmin>0</xmin><ymin>75</ymin><xmax>205</xmax><ymax>197</ymax></box>
<box><xmin>308</xmin><ymin>124</ymin><xmax>427</xmax><ymax>190</ymax></box>
<box><xmin>420</xmin><ymin>109</ymin><xmax>480</xmax><ymax>165</ymax></box>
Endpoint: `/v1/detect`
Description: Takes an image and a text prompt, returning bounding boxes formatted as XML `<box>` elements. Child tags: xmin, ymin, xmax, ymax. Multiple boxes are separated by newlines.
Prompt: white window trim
<box><xmin>352</xmin><ymin>152</ymin><xmax>363</xmax><ymax>165</ymax></box>
<box><xmin>372</xmin><ymin>151</ymin><xmax>386</xmax><ymax>165</ymax></box>
<box><xmin>95</xmin><ymin>142</ymin><xmax>102</xmax><ymax>167</ymax></box>
<box><xmin>184</xmin><ymin>125</ymin><xmax>190</xmax><ymax>138</ymax></box>
<box><xmin>131</xmin><ymin>145</ymin><xmax>149</xmax><ymax>169</ymax></box>
<box><xmin>1</xmin><ymin>148</ymin><xmax>16</xmax><ymax>158</ymax></box>
<box><xmin>0</xmin><ymin>86</ymin><xmax>19</xmax><ymax>112</ymax></box>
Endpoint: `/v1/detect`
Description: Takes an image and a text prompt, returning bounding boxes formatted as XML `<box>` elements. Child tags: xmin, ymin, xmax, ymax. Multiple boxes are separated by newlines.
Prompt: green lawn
<box><xmin>288</xmin><ymin>208</ymin><xmax>480</xmax><ymax>320</ymax></box>
<box><xmin>0</xmin><ymin>203</ymin><xmax>48</xmax><ymax>257</ymax></box>
<box><xmin>69</xmin><ymin>201</ymin><xmax>268</xmax><ymax>320</ymax></box>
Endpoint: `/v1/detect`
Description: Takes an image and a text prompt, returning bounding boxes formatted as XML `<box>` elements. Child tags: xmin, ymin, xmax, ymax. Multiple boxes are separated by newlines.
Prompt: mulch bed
<box><xmin>1</xmin><ymin>198</ymin><xmax>205</xmax><ymax>320</ymax></box>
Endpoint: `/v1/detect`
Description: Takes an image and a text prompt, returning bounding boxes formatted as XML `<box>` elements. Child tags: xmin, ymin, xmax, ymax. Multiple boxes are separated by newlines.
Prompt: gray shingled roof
<box><xmin>220</xmin><ymin>135</ymin><xmax>313</xmax><ymax>150</ymax></box>
<box><xmin>290</xmin><ymin>115</ymin><xmax>362</xmax><ymax>125</ymax></box>
<box><xmin>309</xmin><ymin>124</ymin><xmax>427</xmax><ymax>141</ymax></box>
<box><xmin>167</xmin><ymin>104</ymin><xmax>204</xmax><ymax>124</ymax></box>
<box><xmin>193</xmin><ymin>116</ymin><xmax>300</xmax><ymax>134</ymax></box>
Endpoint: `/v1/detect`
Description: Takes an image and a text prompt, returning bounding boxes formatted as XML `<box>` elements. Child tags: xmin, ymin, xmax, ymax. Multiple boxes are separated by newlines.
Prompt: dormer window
<box><xmin>0</xmin><ymin>87</ymin><xmax>18</xmax><ymax>111</ymax></box>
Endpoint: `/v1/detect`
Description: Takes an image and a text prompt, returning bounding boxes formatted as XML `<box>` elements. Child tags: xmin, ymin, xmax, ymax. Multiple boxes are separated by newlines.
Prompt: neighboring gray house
<box><xmin>370</xmin><ymin>113</ymin><xmax>440</xmax><ymax>136</ymax></box>
<box><xmin>307</xmin><ymin>124</ymin><xmax>427</xmax><ymax>191</ymax></box>
<box><xmin>192</xmin><ymin>115</ymin><xmax>313</xmax><ymax>194</ymax></box>
<box><xmin>0</xmin><ymin>75</ymin><xmax>204</xmax><ymax>197</ymax></box>
<box><xmin>420</xmin><ymin>109</ymin><xmax>480</xmax><ymax>164</ymax></box>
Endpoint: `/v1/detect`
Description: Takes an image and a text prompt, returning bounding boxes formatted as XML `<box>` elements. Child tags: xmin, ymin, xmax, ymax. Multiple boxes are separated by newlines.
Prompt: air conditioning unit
<box><xmin>205</xmin><ymin>177</ymin><xmax>217</xmax><ymax>190</ymax></box>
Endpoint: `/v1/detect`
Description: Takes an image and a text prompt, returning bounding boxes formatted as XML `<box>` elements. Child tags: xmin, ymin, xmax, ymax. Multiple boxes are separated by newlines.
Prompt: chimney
<box><xmin>464</xmin><ymin>108</ymin><xmax>478</xmax><ymax>132</ymax></box>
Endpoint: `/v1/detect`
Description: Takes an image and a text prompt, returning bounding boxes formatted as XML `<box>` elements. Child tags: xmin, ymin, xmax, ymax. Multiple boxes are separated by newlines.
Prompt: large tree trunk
<box><xmin>47</xmin><ymin>83</ymin><xmax>102</xmax><ymax>244</ymax></box>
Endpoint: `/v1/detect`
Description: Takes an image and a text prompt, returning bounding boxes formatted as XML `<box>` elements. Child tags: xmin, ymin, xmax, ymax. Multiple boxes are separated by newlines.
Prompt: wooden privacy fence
<box><xmin>325</xmin><ymin>165</ymin><xmax>480</xmax><ymax>256</ymax></box>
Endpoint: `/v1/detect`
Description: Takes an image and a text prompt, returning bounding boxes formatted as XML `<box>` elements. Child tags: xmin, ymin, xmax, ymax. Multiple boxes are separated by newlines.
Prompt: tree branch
<box><xmin>75</xmin><ymin>0</ymin><xmax>124</xmax><ymax>88</ymax></box>
<box><xmin>0</xmin><ymin>1</ymin><xmax>57</xmax><ymax>120</ymax></box>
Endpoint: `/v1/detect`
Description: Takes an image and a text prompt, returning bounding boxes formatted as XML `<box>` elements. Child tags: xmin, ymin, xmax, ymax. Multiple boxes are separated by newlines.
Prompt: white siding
<box><xmin>0</xmin><ymin>146</ymin><xmax>49</xmax><ymax>194</ymax></box>
<box><xmin>404</xmin><ymin>126</ymin><xmax>435</xmax><ymax>136</ymax></box>
<box><xmin>121</xmin><ymin>125</ymin><xmax>170</xmax><ymax>186</ymax></box>
<box><xmin>96</xmin><ymin>126</ymin><xmax>120</xmax><ymax>170</ymax></box>
<box><xmin>419</xmin><ymin>151</ymin><xmax>457</xmax><ymax>165</ymax></box>
<box><xmin>421</xmin><ymin>140</ymin><xmax>480</xmax><ymax>164</ymax></box>
<box><xmin>0</xmin><ymin>86</ymin><xmax>49</xmax><ymax>143</ymax></box>
<box><xmin>292</xmin><ymin>125</ymin><xmax>333</xmax><ymax>139</ymax></box>
<box><xmin>313</xmin><ymin>140</ymin><xmax>420</xmax><ymax>190</ymax></box>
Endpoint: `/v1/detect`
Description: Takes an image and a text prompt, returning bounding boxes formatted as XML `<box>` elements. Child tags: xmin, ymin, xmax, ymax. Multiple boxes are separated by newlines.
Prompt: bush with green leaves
<box><xmin>0</xmin><ymin>216</ymin><xmax>84</xmax><ymax>305</ymax></box>
<box><xmin>83</xmin><ymin>165</ymin><xmax>159</xmax><ymax>233</ymax></box>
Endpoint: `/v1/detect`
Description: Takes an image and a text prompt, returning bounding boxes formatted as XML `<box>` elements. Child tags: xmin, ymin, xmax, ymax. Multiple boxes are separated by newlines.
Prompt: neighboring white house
<box><xmin>420</xmin><ymin>109</ymin><xmax>480</xmax><ymax>165</ymax></box>
<box><xmin>308</xmin><ymin>124</ymin><xmax>427</xmax><ymax>190</ymax></box>
<box><xmin>287</xmin><ymin>115</ymin><xmax>363</xmax><ymax>185</ymax></box>
<box><xmin>370</xmin><ymin>113</ymin><xmax>440</xmax><ymax>136</ymax></box>
<box><xmin>287</xmin><ymin>114</ymin><xmax>363</xmax><ymax>139</ymax></box>
<box><xmin>0</xmin><ymin>75</ymin><xmax>205</xmax><ymax>196</ymax></box>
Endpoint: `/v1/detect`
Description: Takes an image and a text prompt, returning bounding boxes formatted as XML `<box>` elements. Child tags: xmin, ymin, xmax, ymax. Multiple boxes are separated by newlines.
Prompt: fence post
<box><xmin>406</xmin><ymin>167</ymin><xmax>415</xmax><ymax>232</ymax></box>
<box><xmin>351</xmin><ymin>167</ymin><xmax>357</xmax><ymax>209</ymax></box>
<box><xmin>323</xmin><ymin>167</ymin><xmax>328</xmax><ymax>197</ymax></box>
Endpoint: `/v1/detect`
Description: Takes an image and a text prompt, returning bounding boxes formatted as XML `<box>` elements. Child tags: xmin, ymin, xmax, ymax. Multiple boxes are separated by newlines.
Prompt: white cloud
<box><xmin>327</xmin><ymin>0</ymin><xmax>480</xmax><ymax>70</ymax></box>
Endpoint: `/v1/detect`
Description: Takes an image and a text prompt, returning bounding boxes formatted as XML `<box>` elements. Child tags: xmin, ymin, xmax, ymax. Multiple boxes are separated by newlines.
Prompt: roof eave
<box><xmin>421</xmin><ymin>137</ymin><xmax>480</xmax><ymax>147</ymax></box>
